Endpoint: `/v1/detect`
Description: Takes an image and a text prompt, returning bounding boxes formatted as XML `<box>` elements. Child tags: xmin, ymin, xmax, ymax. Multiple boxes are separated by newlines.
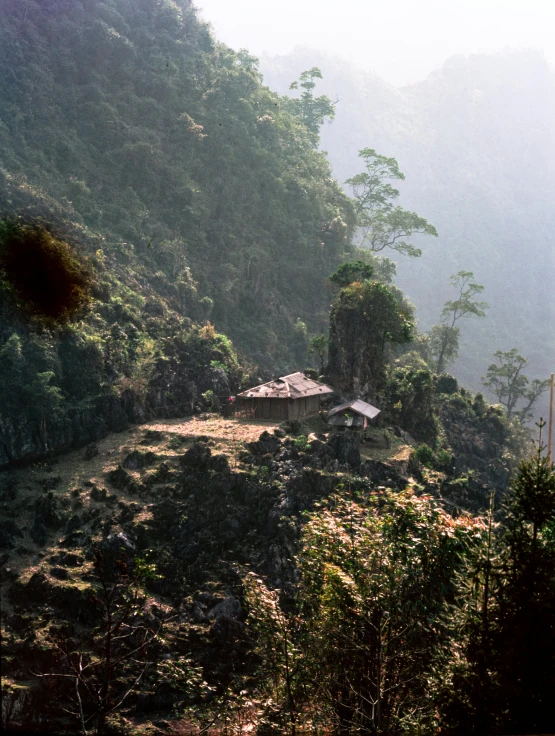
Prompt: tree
<box><xmin>439</xmin><ymin>423</ymin><xmax>555</xmax><ymax>735</ymax></box>
<box><xmin>36</xmin><ymin>547</ymin><xmax>169</xmax><ymax>736</ymax></box>
<box><xmin>482</xmin><ymin>348</ymin><xmax>548</xmax><ymax>422</ymax></box>
<box><xmin>329</xmin><ymin>260</ymin><xmax>374</xmax><ymax>288</ymax></box>
<box><xmin>493</xmin><ymin>427</ymin><xmax>555</xmax><ymax>732</ymax></box>
<box><xmin>308</xmin><ymin>334</ymin><xmax>329</xmax><ymax>374</ymax></box>
<box><xmin>328</xmin><ymin>279</ymin><xmax>414</xmax><ymax>394</ymax></box>
<box><xmin>245</xmin><ymin>491</ymin><xmax>482</xmax><ymax>734</ymax></box>
<box><xmin>0</xmin><ymin>219</ymin><xmax>92</xmax><ymax>323</ymax></box>
<box><xmin>244</xmin><ymin>572</ymin><xmax>303</xmax><ymax>736</ymax></box>
<box><xmin>346</xmin><ymin>148</ymin><xmax>437</xmax><ymax>258</ymax></box>
<box><xmin>288</xmin><ymin>67</ymin><xmax>336</xmax><ymax>146</ymax></box>
<box><xmin>430</xmin><ymin>271</ymin><xmax>488</xmax><ymax>374</ymax></box>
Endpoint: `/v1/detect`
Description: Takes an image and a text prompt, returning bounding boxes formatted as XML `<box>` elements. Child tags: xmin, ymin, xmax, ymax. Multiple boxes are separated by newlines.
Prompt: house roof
<box><xmin>328</xmin><ymin>399</ymin><xmax>381</xmax><ymax>421</ymax></box>
<box><xmin>237</xmin><ymin>372</ymin><xmax>333</xmax><ymax>400</ymax></box>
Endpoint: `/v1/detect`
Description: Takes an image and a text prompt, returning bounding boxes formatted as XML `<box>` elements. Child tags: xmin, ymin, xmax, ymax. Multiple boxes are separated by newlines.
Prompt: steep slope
<box><xmin>0</xmin><ymin>0</ymin><xmax>354</xmax><ymax>359</ymax></box>
<box><xmin>0</xmin><ymin>0</ymin><xmax>354</xmax><ymax>464</ymax></box>
<box><xmin>261</xmin><ymin>49</ymin><xmax>555</xmax><ymax>409</ymax></box>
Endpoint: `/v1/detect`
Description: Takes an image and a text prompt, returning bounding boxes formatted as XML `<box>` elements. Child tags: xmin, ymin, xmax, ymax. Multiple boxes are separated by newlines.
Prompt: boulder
<box><xmin>327</xmin><ymin>431</ymin><xmax>361</xmax><ymax>467</ymax></box>
<box><xmin>247</xmin><ymin>431</ymin><xmax>281</xmax><ymax>457</ymax></box>
<box><xmin>209</xmin><ymin>596</ymin><xmax>242</xmax><ymax>621</ymax></box>
<box><xmin>90</xmin><ymin>485</ymin><xmax>107</xmax><ymax>501</ymax></box>
<box><xmin>208</xmin><ymin>453</ymin><xmax>230</xmax><ymax>473</ymax></box>
<box><xmin>280</xmin><ymin>419</ymin><xmax>302</xmax><ymax>436</ymax></box>
<box><xmin>84</xmin><ymin>443</ymin><xmax>99</xmax><ymax>460</ymax></box>
<box><xmin>106</xmin><ymin>465</ymin><xmax>139</xmax><ymax>493</ymax></box>
<box><xmin>122</xmin><ymin>449</ymin><xmax>157</xmax><ymax>470</ymax></box>
<box><xmin>180</xmin><ymin>442</ymin><xmax>211</xmax><ymax>468</ymax></box>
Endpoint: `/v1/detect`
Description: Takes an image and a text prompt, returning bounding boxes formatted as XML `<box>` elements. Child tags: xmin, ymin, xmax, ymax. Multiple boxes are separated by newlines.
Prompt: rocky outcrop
<box><xmin>0</xmin><ymin>365</ymin><xmax>232</xmax><ymax>469</ymax></box>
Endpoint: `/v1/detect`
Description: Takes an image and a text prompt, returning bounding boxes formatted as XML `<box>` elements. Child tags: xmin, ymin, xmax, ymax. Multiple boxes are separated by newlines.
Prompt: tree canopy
<box><xmin>429</xmin><ymin>271</ymin><xmax>488</xmax><ymax>374</ymax></box>
<box><xmin>346</xmin><ymin>148</ymin><xmax>437</xmax><ymax>258</ymax></box>
<box><xmin>482</xmin><ymin>349</ymin><xmax>548</xmax><ymax>423</ymax></box>
<box><xmin>328</xmin><ymin>279</ymin><xmax>414</xmax><ymax>394</ymax></box>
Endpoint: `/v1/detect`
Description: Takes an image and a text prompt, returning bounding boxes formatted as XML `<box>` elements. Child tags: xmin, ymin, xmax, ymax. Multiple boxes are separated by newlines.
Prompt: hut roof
<box><xmin>328</xmin><ymin>399</ymin><xmax>381</xmax><ymax>421</ymax></box>
<box><xmin>237</xmin><ymin>372</ymin><xmax>333</xmax><ymax>400</ymax></box>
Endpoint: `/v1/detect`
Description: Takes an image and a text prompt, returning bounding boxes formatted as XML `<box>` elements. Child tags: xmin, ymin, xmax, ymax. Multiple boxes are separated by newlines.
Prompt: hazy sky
<box><xmin>195</xmin><ymin>0</ymin><xmax>555</xmax><ymax>85</ymax></box>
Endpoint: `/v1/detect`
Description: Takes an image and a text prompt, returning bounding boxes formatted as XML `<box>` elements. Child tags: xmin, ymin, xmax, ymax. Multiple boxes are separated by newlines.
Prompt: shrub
<box><xmin>414</xmin><ymin>443</ymin><xmax>436</xmax><ymax>468</ymax></box>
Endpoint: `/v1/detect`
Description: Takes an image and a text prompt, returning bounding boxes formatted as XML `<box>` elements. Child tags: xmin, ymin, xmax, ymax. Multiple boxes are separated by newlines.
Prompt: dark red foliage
<box><xmin>0</xmin><ymin>220</ymin><xmax>92</xmax><ymax>322</ymax></box>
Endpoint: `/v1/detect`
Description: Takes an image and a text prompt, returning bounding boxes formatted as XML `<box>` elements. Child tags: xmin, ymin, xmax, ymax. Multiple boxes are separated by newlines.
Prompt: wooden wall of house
<box><xmin>288</xmin><ymin>395</ymin><xmax>321</xmax><ymax>418</ymax></box>
<box><xmin>236</xmin><ymin>396</ymin><xmax>322</xmax><ymax>420</ymax></box>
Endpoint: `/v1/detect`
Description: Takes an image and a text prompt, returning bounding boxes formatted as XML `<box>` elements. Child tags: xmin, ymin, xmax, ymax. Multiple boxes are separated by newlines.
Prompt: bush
<box><xmin>0</xmin><ymin>220</ymin><xmax>92</xmax><ymax>322</ymax></box>
<box><xmin>435</xmin><ymin>373</ymin><xmax>458</xmax><ymax>395</ymax></box>
<box><xmin>413</xmin><ymin>443</ymin><xmax>436</xmax><ymax>468</ymax></box>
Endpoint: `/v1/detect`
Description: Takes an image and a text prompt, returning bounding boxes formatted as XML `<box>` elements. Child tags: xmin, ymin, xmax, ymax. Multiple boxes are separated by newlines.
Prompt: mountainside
<box><xmin>0</xmin><ymin>0</ymin><xmax>354</xmax><ymax>464</ymax></box>
<box><xmin>261</xmin><ymin>49</ymin><xmax>555</xmax><ymax>408</ymax></box>
<box><xmin>0</xmin><ymin>0</ymin><xmax>354</xmax><ymax>352</ymax></box>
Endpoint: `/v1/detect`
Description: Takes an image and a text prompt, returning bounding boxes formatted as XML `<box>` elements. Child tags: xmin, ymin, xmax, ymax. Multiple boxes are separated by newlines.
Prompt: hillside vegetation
<box><xmin>261</xmin><ymin>48</ymin><xmax>555</xmax><ymax>408</ymax></box>
<box><xmin>0</xmin><ymin>0</ymin><xmax>354</xmax><ymax>464</ymax></box>
<box><xmin>2</xmin><ymin>3</ymin><xmax>555</xmax><ymax>735</ymax></box>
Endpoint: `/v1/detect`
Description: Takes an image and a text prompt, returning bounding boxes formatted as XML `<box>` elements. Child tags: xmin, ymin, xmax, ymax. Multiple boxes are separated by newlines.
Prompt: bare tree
<box><xmin>35</xmin><ymin>550</ymin><xmax>167</xmax><ymax>736</ymax></box>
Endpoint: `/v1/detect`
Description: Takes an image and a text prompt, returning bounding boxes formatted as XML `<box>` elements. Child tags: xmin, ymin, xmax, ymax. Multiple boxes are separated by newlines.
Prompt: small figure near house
<box><xmin>235</xmin><ymin>372</ymin><xmax>333</xmax><ymax>420</ymax></box>
<box><xmin>327</xmin><ymin>399</ymin><xmax>381</xmax><ymax>440</ymax></box>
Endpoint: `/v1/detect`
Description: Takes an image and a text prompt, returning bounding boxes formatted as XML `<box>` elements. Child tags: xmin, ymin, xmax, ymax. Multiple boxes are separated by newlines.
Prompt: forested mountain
<box><xmin>261</xmin><ymin>48</ymin><xmax>555</xmax><ymax>406</ymax></box>
<box><xmin>0</xmin><ymin>0</ymin><xmax>353</xmax><ymax>361</ymax></box>
<box><xmin>3</xmin><ymin>3</ymin><xmax>555</xmax><ymax>734</ymax></box>
<box><xmin>0</xmin><ymin>0</ymin><xmax>354</xmax><ymax>463</ymax></box>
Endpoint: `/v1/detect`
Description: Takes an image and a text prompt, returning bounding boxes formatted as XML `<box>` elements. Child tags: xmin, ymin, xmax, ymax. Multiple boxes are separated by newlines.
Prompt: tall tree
<box><xmin>245</xmin><ymin>491</ymin><xmax>482</xmax><ymax>734</ymax></box>
<box><xmin>442</xmin><ymin>427</ymin><xmax>555</xmax><ymax>734</ymax></box>
<box><xmin>308</xmin><ymin>334</ymin><xmax>329</xmax><ymax>374</ymax></box>
<box><xmin>288</xmin><ymin>67</ymin><xmax>336</xmax><ymax>147</ymax></box>
<box><xmin>346</xmin><ymin>148</ymin><xmax>437</xmax><ymax>258</ymax></box>
<box><xmin>482</xmin><ymin>348</ymin><xmax>548</xmax><ymax>422</ymax></box>
<box><xmin>430</xmin><ymin>271</ymin><xmax>488</xmax><ymax>374</ymax></box>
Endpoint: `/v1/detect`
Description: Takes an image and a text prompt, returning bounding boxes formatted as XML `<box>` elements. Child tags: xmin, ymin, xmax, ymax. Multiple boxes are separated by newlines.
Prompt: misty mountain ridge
<box><xmin>261</xmin><ymin>47</ymin><xmax>555</xmax><ymax>410</ymax></box>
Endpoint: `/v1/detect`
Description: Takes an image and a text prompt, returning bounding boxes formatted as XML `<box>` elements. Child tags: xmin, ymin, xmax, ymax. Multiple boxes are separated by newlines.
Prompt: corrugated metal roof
<box><xmin>328</xmin><ymin>399</ymin><xmax>381</xmax><ymax>420</ymax></box>
<box><xmin>237</xmin><ymin>372</ymin><xmax>333</xmax><ymax>400</ymax></box>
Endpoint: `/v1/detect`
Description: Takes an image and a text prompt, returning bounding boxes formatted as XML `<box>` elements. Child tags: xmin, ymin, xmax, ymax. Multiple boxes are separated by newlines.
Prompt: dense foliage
<box><xmin>0</xmin><ymin>0</ymin><xmax>358</xmax><ymax>462</ymax></box>
<box><xmin>328</xmin><ymin>278</ymin><xmax>415</xmax><ymax>394</ymax></box>
<box><xmin>0</xmin><ymin>0</ymin><xmax>355</xmax><ymax>364</ymax></box>
<box><xmin>243</xmin><ymin>439</ymin><xmax>555</xmax><ymax>735</ymax></box>
<box><xmin>0</xmin><ymin>220</ymin><xmax>92</xmax><ymax>322</ymax></box>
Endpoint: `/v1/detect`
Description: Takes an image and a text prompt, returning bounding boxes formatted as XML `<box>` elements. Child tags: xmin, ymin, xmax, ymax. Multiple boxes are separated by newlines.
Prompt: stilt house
<box><xmin>236</xmin><ymin>372</ymin><xmax>333</xmax><ymax>420</ymax></box>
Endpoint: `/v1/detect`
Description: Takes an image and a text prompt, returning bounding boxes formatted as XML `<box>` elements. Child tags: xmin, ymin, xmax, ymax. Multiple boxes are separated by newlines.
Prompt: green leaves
<box><xmin>429</xmin><ymin>271</ymin><xmax>488</xmax><ymax>374</ymax></box>
<box><xmin>328</xmin><ymin>278</ymin><xmax>415</xmax><ymax>392</ymax></box>
<box><xmin>346</xmin><ymin>149</ymin><xmax>437</xmax><ymax>258</ymax></box>
<box><xmin>288</xmin><ymin>67</ymin><xmax>335</xmax><ymax>147</ymax></box>
<box><xmin>482</xmin><ymin>348</ymin><xmax>548</xmax><ymax>422</ymax></box>
<box><xmin>440</xmin><ymin>271</ymin><xmax>489</xmax><ymax>325</ymax></box>
<box><xmin>328</xmin><ymin>260</ymin><xmax>374</xmax><ymax>287</ymax></box>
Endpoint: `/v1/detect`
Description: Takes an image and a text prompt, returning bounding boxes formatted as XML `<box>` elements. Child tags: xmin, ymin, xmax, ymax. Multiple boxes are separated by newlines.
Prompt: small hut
<box><xmin>327</xmin><ymin>399</ymin><xmax>381</xmax><ymax>432</ymax></box>
<box><xmin>236</xmin><ymin>372</ymin><xmax>333</xmax><ymax>420</ymax></box>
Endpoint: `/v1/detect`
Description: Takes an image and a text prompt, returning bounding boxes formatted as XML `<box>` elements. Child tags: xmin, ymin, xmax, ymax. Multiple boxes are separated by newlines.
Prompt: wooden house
<box><xmin>327</xmin><ymin>399</ymin><xmax>381</xmax><ymax>431</ymax></box>
<box><xmin>236</xmin><ymin>372</ymin><xmax>333</xmax><ymax>420</ymax></box>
